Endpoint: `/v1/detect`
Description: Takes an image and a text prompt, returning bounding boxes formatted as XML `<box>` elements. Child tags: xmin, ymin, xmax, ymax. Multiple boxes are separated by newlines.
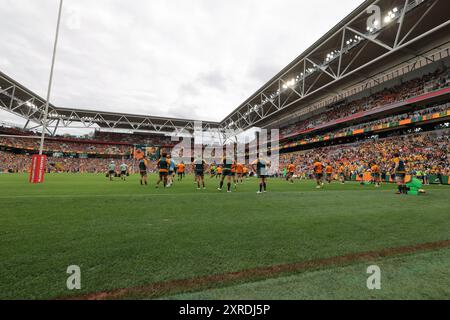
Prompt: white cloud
<box><xmin>0</xmin><ymin>0</ymin><xmax>361</xmax><ymax>125</ymax></box>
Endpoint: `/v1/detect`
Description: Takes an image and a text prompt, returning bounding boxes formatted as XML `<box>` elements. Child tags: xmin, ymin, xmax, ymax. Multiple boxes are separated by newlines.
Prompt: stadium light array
<box><xmin>25</xmin><ymin>101</ymin><xmax>38</xmax><ymax>109</ymax></box>
<box><xmin>384</xmin><ymin>7</ymin><xmax>399</xmax><ymax>24</ymax></box>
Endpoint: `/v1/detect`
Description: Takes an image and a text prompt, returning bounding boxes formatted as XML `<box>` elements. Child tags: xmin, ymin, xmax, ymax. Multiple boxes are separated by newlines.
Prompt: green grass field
<box><xmin>1</xmin><ymin>173</ymin><xmax>449</xmax><ymax>300</ymax></box>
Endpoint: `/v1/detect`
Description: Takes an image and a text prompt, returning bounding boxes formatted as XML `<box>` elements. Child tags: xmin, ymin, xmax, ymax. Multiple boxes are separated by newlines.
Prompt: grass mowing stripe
<box><xmin>64</xmin><ymin>239</ymin><xmax>450</xmax><ymax>300</ymax></box>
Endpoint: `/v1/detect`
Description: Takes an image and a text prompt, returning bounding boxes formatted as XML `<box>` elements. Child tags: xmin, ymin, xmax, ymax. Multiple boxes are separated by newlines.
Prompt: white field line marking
<box><xmin>0</xmin><ymin>190</ymin><xmax>396</xmax><ymax>199</ymax></box>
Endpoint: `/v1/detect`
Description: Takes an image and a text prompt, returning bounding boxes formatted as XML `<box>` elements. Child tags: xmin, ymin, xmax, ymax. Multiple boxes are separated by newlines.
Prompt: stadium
<box><xmin>1</xmin><ymin>0</ymin><xmax>449</xmax><ymax>302</ymax></box>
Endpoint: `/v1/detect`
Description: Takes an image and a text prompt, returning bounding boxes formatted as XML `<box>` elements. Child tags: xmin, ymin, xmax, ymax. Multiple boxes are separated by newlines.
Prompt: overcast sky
<box><xmin>0</xmin><ymin>0</ymin><xmax>361</xmax><ymax>129</ymax></box>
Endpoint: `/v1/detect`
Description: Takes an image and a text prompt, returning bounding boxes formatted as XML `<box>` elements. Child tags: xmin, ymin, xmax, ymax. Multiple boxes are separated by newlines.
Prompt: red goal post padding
<box><xmin>29</xmin><ymin>155</ymin><xmax>47</xmax><ymax>184</ymax></box>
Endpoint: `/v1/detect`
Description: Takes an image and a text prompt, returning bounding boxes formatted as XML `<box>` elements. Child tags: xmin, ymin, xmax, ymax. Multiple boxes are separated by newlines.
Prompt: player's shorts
<box><xmin>195</xmin><ymin>170</ymin><xmax>204</xmax><ymax>177</ymax></box>
<box><xmin>109</xmin><ymin>170</ymin><xmax>115</xmax><ymax>175</ymax></box>
<box><xmin>326</xmin><ymin>173</ymin><xmax>332</xmax><ymax>178</ymax></box>
<box><xmin>222</xmin><ymin>169</ymin><xmax>233</xmax><ymax>177</ymax></box>
<box><xmin>372</xmin><ymin>173</ymin><xmax>380</xmax><ymax>179</ymax></box>
<box><xmin>315</xmin><ymin>173</ymin><xmax>323</xmax><ymax>179</ymax></box>
<box><xmin>395</xmin><ymin>173</ymin><xmax>406</xmax><ymax>180</ymax></box>
<box><xmin>159</xmin><ymin>171</ymin><xmax>168</xmax><ymax>178</ymax></box>
<box><xmin>121</xmin><ymin>170</ymin><xmax>126</xmax><ymax>175</ymax></box>
<box><xmin>140</xmin><ymin>170</ymin><xmax>147</xmax><ymax>177</ymax></box>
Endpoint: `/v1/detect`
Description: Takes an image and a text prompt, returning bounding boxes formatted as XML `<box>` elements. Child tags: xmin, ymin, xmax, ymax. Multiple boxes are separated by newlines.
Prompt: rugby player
<box><xmin>120</xmin><ymin>161</ymin><xmax>128</xmax><ymax>181</ymax></box>
<box><xmin>286</xmin><ymin>161</ymin><xmax>295</xmax><ymax>184</ymax></box>
<box><xmin>167</xmin><ymin>154</ymin><xmax>176</xmax><ymax>188</ymax></box>
<box><xmin>193</xmin><ymin>157</ymin><xmax>207</xmax><ymax>190</ymax></box>
<box><xmin>393</xmin><ymin>153</ymin><xmax>407</xmax><ymax>194</ymax></box>
<box><xmin>138</xmin><ymin>156</ymin><xmax>148</xmax><ymax>186</ymax></box>
<box><xmin>177</xmin><ymin>162</ymin><xmax>185</xmax><ymax>181</ymax></box>
<box><xmin>108</xmin><ymin>161</ymin><xmax>116</xmax><ymax>181</ymax></box>
<box><xmin>338</xmin><ymin>164</ymin><xmax>345</xmax><ymax>184</ymax></box>
<box><xmin>252</xmin><ymin>156</ymin><xmax>270</xmax><ymax>194</ymax></box>
<box><xmin>313</xmin><ymin>159</ymin><xmax>324</xmax><ymax>188</ymax></box>
<box><xmin>216</xmin><ymin>165</ymin><xmax>222</xmax><ymax>179</ymax></box>
<box><xmin>325</xmin><ymin>163</ymin><xmax>333</xmax><ymax>184</ymax></box>
<box><xmin>371</xmin><ymin>162</ymin><xmax>381</xmax><ymax>187</ymax></box>
<box><xmin>156</xmin><ymin>153</ymin><xmax>171</xmax><ymax>188</ymax></box>
<box><xmin>218</xmin><ymin>156</ymin><xmax>234</xmax><ymax>193</ymax></box>
<box><xmin>231</xmin><ymin>160</ymin><xmax>238</xmax><ymax>190</ymax></box>
<box><xmin>236</xmin><ymin>162</ymin><xmax>244</xmax><ymax>184</ymax></box>
<box><xmin>357</xmin><ymin>162</ymin><xmax>365</xmax><ymax>186</ymax></box>
<box><xmin>209</xmin><ymin>163</ymin><xmax>217</xmax><ymax>178</ymax></box>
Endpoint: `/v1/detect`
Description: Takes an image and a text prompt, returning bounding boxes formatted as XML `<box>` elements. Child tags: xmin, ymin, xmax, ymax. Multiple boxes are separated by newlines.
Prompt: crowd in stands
<box><xmin>280</xmin><ymin>130</ymin><xmax>450</xmax><ymax>178</ymax></box>
<box><xmin>0</xmin><ymin>136</ymin><xmax>132</xmax><ymax>155</ymax></box>
<box><xmin>0</xmin><ymin>123</ymin><xmax>174</xmax><ymax>147</ymax></box>
<box><xmin>0</xmin><ymin>125</ymin><xmax>177</xmax><ymax>174</ymax></box>
<box><xmin>0</xmin><ymin>125</ymin><xmax>34</xmax><ymax>136</ymax></box>
<box><xmin>283</xmin><ymin>102</ymin><xmax>450</xmax><ymax>146</ymax></box>
<box><xmin>2</xmin><ymin>129</ymin><xmax>448</xmax><ymax>179</ymax></box>
<box><xmin>0</xmin><ymin>151</ymin><xmax>30</xmax><ymax>173</ymax></box>
<box><xmin>0</xmin><ymin>126</ymin><xmax>174</xmax><ymax>157</ymax></box>
<box><xmin>44</xmin><ymin>157</ymin><xmax>137</xmax><ymax>174</ymax></box>
<box><xmin>281</xmin><ymin>67</ymin><xmax>450</xmax><ymax>137</ymax></box>
<box><xmin>0</xmin><ymin>151</ymin><xmax>143</xmax><ymax>174</ymax></box>
<box><xmin>93</xmin><ymin>131</ymin><xmax>173</xmax><ymax>146</ymax></box>
<box><xmin>345</xmin><ymin>102</ymin><xmax>450</xmax><ymax>131</ymax></box>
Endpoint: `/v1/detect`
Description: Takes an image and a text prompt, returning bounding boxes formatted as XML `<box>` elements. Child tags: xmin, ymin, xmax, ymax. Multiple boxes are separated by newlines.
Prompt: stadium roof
<box><xmin>1</xmin><ymin>0</ymin><xmax>449</xmax><ymax>137</ymax></box>
<box><xmin>0</xmin><ymin>70</ymin><xmax>220</xmax><ymax>135</ymax></box>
